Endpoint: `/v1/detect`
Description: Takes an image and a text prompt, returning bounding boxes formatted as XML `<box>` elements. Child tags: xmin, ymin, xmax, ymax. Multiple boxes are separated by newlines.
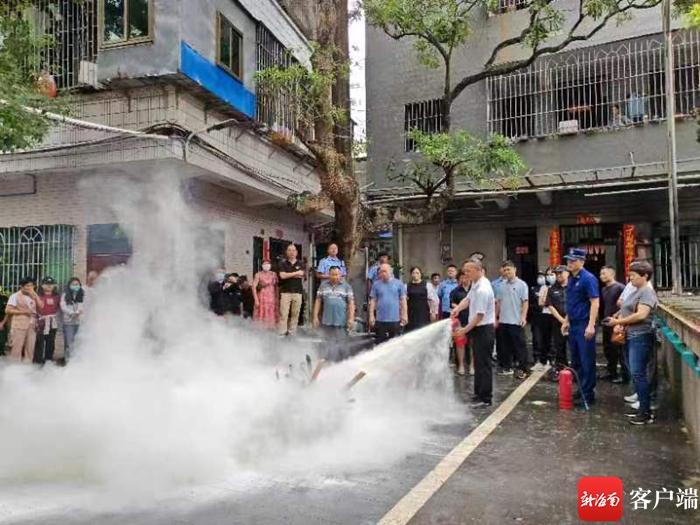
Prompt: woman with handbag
<box><xmin>604</xmin><ymin>260</ymin><xmax>658</xmax><ymax>426</ymax></box>
<box><xmin>252</xmin><ymin>259</ymin><xmax>278</xmax><ymax>329</ymax></box>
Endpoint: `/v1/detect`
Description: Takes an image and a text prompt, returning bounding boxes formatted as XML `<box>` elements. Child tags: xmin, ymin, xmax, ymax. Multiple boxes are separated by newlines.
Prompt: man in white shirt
<box><xmin>452</xmin><ymin>259</ymin><xmax>496</xmax><ymax>408</ymax></box>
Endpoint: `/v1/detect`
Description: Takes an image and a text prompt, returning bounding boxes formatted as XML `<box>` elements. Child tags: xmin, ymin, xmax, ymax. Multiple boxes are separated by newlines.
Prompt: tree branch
<box><xmin>451</xmin><ymin>0</ymin><xmax>662</xmax><ymax>102</ymax></box>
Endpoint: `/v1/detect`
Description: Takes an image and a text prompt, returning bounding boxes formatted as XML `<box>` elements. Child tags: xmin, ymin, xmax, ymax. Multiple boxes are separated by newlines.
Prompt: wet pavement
<box><xmin>3</xmin><ymin>363</ymin><xmax>699</xmax><ymax>525</ymax></box>
<box><xmin>410</xmin><ymin>374</ymin><xmax>700</xmax><ymax>525</ymax></box>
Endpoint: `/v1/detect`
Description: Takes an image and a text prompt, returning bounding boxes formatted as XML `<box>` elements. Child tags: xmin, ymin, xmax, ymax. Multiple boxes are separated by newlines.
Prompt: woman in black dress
<box><xmin>406</xmin><ymin>267</ymin><xmax>432</xmax><ymax>332</ymax></box>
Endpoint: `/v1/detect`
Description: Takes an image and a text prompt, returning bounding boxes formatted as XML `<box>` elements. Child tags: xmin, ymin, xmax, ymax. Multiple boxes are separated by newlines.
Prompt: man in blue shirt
<box><xmin>436</xmin><ymin>265</ymin><xmax>458</xmax><ymax>319</ymax></box>
<box><xmin>369</xmin><ymin>263</ymin><xmax>407</xmax><ymax>346</ymax></box>
<box><xmin>561</xmin><ymin>248</ymin><xmax>600</xmax><ymax>407</ymax></box>
<box><xmin>313</xmin><ymin>266</ymin><xmax>355</xmax><ymax>360</ymax></box>
<box><xmin>316</xmin><ymin>243</ymin><xmax>347</xmax><ymax>281</ymax></box>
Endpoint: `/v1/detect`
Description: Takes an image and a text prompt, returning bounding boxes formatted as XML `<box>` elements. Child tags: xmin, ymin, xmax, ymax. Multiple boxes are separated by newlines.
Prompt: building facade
<box><xmin>366</xmin><ymin>1</ymin><xmax>700</xmax><ymax>289</ymax></box>
<box><xmin>0</xmin><ymin>0</ymin><xmax>327</xmax><ymax>292</ymax></box>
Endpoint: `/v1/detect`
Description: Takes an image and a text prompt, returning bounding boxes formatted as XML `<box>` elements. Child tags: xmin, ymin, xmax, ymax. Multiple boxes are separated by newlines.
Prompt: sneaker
<box><xmin>469</xmin><ymin>367</ymin><xmax>475</xmax><ymax>376</ymax></box>
<box><xmin>533</xmin><ymin>362</ymin><xmax>544</xmax><ymax>371</ymax></box>
<box><xmin>611</xmin><ymin>377</ymin><xmax>625</xmax><ymax>384</ymax></box>
<box><xmin>470</xmin><ymin>400</ymin><xmax>492</xmax><ymax>409</ymax></box>
<box><xmin>624</xmin><ymin>393</ymin><xmax>639</xmax><ymax>404</ymax></box>
<box><xmin>629</xmin><ymin>413</ymin><xmax>655</xmax><ymax>425</ymax></box>
<box><xmin>457</xmin><ymin>366</ymin><xmax>465</xmax><ymax>376</ymax></box>
<box><xmin>497</xmin><ymin>368</ymin><xmax>514</xmax><ymax>376</ymax></box>
<box><xmin>629</xmin><ymin>400</ymin><xmax>659</xmax><ymax>411</ymax></box>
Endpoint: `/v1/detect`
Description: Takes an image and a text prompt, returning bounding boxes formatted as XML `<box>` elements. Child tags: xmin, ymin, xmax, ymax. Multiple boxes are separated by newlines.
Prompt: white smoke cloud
<box><xmin>0</xmin><ymin>171</ymin><xmax>461</xmax><ymax>518</ymax></box>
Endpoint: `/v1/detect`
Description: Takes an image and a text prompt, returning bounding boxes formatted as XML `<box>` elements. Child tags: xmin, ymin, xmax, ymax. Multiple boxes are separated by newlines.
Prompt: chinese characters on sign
<box><xmin>549</xmin><ymin>228</ymin><xmax>561</xmax><ymax>267</ymax></box>
<box><xmin>622</xmin><ymin>224</ymin><xmax>636</xmax><ymax>279</ymax></box>
<box><xmin>578</xmin><ymin>477</ymin><xmax>698</xmax><ymax>522</ymax></box>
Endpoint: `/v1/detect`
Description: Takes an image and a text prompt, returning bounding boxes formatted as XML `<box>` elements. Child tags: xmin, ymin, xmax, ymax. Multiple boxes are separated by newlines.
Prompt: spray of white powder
<box><xmin>0</xmin><ymin>172</ymin><xmax>461</xmax><ymax>515</ymax></box>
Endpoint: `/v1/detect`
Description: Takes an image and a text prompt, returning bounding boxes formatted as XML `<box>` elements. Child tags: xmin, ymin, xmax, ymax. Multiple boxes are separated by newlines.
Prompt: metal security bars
<box><xmin>25</xmin><ymin>0</ymin><xmax>99</xmax><ymax>90</ymax></box>
<box><xmin>655</xmin><ymin>236</ymin><xmax>700</xmax><ymax>291</ymax></box>
<box><xmin>495</xmin><ymin>0</ymin><xmax>528</xmax><ymax>14</ymax></box>
<box><xmin>255</xmin><ymin>23</ymin><xmax>297</xmax><ymax>136</ymax></box>
<box><xmin>404</xmin><ymin>98</ymin><xmax>445</xmax><ymax>152</ymax></box>
<box><xmin>0</xmin><ymin>225</ymin><xmax>75</xmax><ymax>293</ymax></box>
<box><xmin>487</xmin><ymin>30</ymin><xmax>700</xmax><ymax>140</ymax></box>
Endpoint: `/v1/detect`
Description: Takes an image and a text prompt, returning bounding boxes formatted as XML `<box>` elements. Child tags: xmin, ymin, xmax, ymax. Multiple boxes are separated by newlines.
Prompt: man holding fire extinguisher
<box><xmin>561</xmin><ymin>248</ymin><xmax>600</xmax><ymax>407</ymax></box>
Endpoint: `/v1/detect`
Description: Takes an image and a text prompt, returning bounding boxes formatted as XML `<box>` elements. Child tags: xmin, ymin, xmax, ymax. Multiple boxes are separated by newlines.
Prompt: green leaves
<box><xmin>0</xmin><ymin>2</ymin><xmax>64</xmax><ymax>152</ymax></box>
<box><xmin>402</xmin><ymin>129</ymin><xmax>525</xmax><ymax>187</ymax></box>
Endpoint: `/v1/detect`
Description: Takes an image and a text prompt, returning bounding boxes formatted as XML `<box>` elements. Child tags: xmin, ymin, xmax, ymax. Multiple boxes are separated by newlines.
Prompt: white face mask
<box><xmin>216</xmin><ymin>272</ymin><xmax>225</xmax><ymax>282</ymax></box>
<box><xmin>546</xmin><ymin>275</ymin><xmax>556</xmax><ymax>285</ymax></box>
<box><xmin>262</xmin><ymin>263</ymin><xmax>271</xmax><ymax>272</ymax></box>
<box><xmin>537</xmin><ymin>276</ymin><xmax>546</xmax><ymax>286</ymax></box>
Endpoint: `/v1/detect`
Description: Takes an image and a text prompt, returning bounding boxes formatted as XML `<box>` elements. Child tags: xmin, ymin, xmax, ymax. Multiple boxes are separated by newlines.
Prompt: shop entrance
<box><xmin>560</xmin><ymin>223</ymin><xmax>623</xmax><ymax>278</ymax></box>
<box><xmin>506</xmin><ymin>227</ymin><xmax>538</xmax><ymax>286</ymax></box>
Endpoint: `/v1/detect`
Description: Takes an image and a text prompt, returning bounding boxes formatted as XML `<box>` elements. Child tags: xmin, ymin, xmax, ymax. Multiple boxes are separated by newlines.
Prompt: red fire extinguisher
<box><xmin>559</xmin><ymin>368</ymin><xmax>574</xmax><ymax>410</ymax></box>
<box><xmin>452</xmin><ymin>318</ymin><xmax>467</xmax><ymax>347</ymax></box>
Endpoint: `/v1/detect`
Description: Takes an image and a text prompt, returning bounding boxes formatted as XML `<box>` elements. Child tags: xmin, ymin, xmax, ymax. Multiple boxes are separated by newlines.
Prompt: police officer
<box><xmin>316</xmin><ymin>243</ymin><xmax>347</xmax><ymax>281</ymax></box>
<box><xmin>545</xmin><ymin>266</ymin><xmax>569</xmax><ymax>376</ymax></box>
<box><xmin>561</xmin><ymin>248</ymin><xmax>600</xmax><ymax>407</ymax></box>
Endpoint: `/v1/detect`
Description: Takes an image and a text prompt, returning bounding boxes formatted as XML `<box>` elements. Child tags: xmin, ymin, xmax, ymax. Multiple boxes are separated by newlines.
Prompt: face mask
<box><xmin>537</xmin><ymin>277</ymin><xmax>545</xmax><ymax>286</ymax></box>
<box><xmin>262</xmin><ymin>264</ymin><xmax>271</xmax><ymax>272</ymax></box>
<box><xmin>546</xmin><ymin>275</ymin><xmax>556</xmax><ymax>285</ymax></box>
<box><xmin>70</xmin><ymin>285</ymin><xmax>81</xmax><ymax>293</ymax></box>
<box><xmin>216</xmin><ymin>272</ymin><xmax>225</xmax><ymax>281</ymax></box>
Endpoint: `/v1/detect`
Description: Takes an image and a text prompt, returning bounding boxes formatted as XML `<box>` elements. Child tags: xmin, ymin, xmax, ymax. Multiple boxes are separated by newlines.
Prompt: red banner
<box><xmin>623</xmin><ymin>224</ymin><xmax>636</xmax><ymax>278</ymax></box>
<box><xmin>549</xmin><ymin>228</ymin><xmax>561</xmax><ymax>268</ymax></box>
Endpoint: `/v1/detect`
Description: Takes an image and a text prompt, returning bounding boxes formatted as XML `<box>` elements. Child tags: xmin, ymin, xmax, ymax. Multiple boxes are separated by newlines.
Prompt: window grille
<box><xmin>494</xmin><ymin>0</ymin><xmax>528</xmax><ymax>14</ymax></box>
<box><xmin>0</xmin><ymin>225</ymin><xmax>74</xmax><ymax>293</ymax></box>
<box><xmin>14</xmin><ymin>1</ymin><xmax>99</xmax><ymax>90</ymax></box>
<box><xmin>404</xmin><ymin>98</ymin><xmax>445</xmax><ymax>152</ymax></box>
<box><xmin>486</xmin><ymin>30</ymin><xmax>700</xmax><ymax>139</ymax></box>
<box><xmin>255</xmin><ymin>23</ymin><xmax>297</xmax><ymax>137</ymax></box>
<box><xmin>655</xmin><ymin>235</ymin><xmax>700</xmax><ymax>291</ymax></box>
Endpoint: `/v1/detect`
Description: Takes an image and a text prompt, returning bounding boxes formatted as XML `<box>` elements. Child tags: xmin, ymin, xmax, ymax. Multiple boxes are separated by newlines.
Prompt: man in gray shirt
<box><xmin>313</xmin><ymin>266</ymin><xmax>355</xmax><ymax>360</ymax></box>
<box><xmin>495</xmin><ymin>260</ymin><xmax>530</xmax><ymax>379</ymax></box>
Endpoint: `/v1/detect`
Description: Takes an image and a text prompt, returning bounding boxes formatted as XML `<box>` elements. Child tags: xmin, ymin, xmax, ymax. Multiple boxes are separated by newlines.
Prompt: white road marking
<box><xmin>378</xmin><ymin>366</ymin><xmax>550</xmax><ymax>525</ymax></box>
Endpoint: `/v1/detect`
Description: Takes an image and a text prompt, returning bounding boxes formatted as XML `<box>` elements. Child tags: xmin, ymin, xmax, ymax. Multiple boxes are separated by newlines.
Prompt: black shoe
<box><xmin>624</xmin><ymin>409</ymin><xmax>639</xmax><ymax>417</ymax></box>
<box><xmin>470</xmin><ymin>400</ymin><xmax>492</xmax><ymax>409</ymax></box>
<box><xmin>629</xmin><ymin>413</ymin><xmax>654</xmax><ymax>425</ymax></box>
<box><xmin>611</xmin><ymin>377</ymin><xmax>625</xmax><ymax>384</ymax></box>
<box><xmin>514</xmin><ymin>370</ymin><xmax>527</xmax><ymax>380</ymax></box>
<box><xmin>471</xmin><ymin>395</ymin><xmax>480</xmax><ymax>402</ymax></box>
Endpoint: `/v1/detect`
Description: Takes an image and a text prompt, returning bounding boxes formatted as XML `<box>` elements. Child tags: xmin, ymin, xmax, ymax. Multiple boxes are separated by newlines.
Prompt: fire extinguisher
<box><xmin>452</xmin><ymin>317</ymin><xmax>467</xmax><ymax>347</ymax></box>
<box><xmin>559</xmin><ymin>368</ymin><xmax>574</xmax><ymax>410</ymax></box>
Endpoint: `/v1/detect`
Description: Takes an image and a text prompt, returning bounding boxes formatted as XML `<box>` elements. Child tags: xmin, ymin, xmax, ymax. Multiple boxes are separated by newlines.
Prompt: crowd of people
<box><xmin>2</xmin><ymin>241</ymin><xmax>659</xmax><ymax>426</ymax></box>
<box><xmin>0</xmin><ymin>272</ymin><xmax>97</xmax><ymax>365</ymax></box>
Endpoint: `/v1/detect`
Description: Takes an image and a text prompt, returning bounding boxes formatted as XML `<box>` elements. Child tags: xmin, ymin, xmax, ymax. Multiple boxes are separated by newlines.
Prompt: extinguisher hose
<box><xmin>561</xmin><ymin>365</ymin><xmax>590</xmax><ymax>411</ymax></box>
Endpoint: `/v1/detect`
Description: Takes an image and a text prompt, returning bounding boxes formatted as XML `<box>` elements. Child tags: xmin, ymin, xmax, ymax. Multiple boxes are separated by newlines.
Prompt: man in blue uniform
<box><xmin>561</xmin><ymin>248</ymin><xmax>600</xmax><ymax>407</ymax></box>
<box><xmin>316</xmin><ymin>243</ymin><xmax>347</xmax><ymax>281</ymax></box>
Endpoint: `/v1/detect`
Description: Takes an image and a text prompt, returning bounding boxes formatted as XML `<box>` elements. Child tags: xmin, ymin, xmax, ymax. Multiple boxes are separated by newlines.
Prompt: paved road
<box><xmin>3</xmin><ymin>368</ymin><xmax>698</xmax><ymax>525</ymax></box>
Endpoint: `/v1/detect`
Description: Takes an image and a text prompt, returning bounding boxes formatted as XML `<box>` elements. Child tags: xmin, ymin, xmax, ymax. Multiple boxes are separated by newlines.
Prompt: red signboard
<box><xmin>549</xmin><ymin>228</ymin><xmax>562</xmax><ymax>267</ymax></box>
<box><xmin>623</xmin><ymin>224</ymin><xmax>636</xmax><ymax>278</ymax></box>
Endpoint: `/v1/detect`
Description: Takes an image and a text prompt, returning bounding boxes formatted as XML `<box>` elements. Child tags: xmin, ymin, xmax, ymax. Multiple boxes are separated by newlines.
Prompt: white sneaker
<box><xmin>533</xmin><ymin>363</ymin><xmax>544</xmax><ymax>371</ymax></box>
<box><xmin>457</xmin><ymin>366</ymin><xmax>465</xmax><ymax>376</ymax></box>
<box><xmin>624</xmin><ymin>393</ymin><xmax>638</xmax><ymax>404</ymax></box>
<box><xmin>629</xmin><ymin>400</ymin><xmax>659</xmax><ymax>411</ymax></box>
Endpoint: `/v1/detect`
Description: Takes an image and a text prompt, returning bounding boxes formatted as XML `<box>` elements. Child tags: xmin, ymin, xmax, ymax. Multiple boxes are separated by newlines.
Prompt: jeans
<box><xmin>499</xmin><ymin>323</ymin><xmax>529</xmax><ymax>372</ymax></box>
<box><xmin>627</xmin><ymin>332</ymin><xmax>655</xmax><ymax>415</ymax></box>
<box><xmin>63</xmin><ymin>324</ymin><xmax>80</xmax><ymax>360</ymax></box>
<box><xmin>374</xmin><ymin>321</ymin><xmax>401</xmax><ymax>346</ymax></box>
<box><xmin>472</xmin><ymin>324</ymin><xmax>495</xmax><ymax>403</ymax></box>
<box><xmin>569</xmin><ymin>322</ymin><xmax>597</xmax><ymax>402</ymax></box>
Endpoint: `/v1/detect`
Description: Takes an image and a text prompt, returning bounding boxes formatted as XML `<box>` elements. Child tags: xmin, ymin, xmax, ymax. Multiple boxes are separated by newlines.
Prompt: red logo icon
<box><xmin>578</xmin><ymin>477</ymin><xmax>624</xmax><ymax>522</ymax></box>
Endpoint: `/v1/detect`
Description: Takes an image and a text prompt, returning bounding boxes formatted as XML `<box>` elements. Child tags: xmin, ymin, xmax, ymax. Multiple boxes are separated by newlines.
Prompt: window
<box><xmin>486</xmin><ymin>29</ymin><xmax>700</xmax><ymax>139</ymax></box>
<box><xmin>103</xmin><ymin>0</ymin><xmax>150</xmax><ymax>45</ymax></box>
<box><xmin>495</xmin><ymin>0</ymin><xmax>528</xmax><ymax>14</ymax></box>
<box><xmin>256</xmin><ymin>23</ymin><xmax>296</xmax><ymax>133</ymax></box>
<box><xmin>404</xmin><ymin>98</ymin><xmax>444</xmax><ymax>152</ymax></box>
<box><xmin>217</xmin><ymin>13</ymin><xmax>243</xmax><ymax>80</ymax></box>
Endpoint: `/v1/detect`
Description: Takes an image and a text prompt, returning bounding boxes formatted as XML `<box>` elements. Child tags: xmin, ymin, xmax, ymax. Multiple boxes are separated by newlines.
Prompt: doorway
<box><xmin>506</xmin><ymin>227</ymin><xmax>538</xmax><ymax>286</ymax></box>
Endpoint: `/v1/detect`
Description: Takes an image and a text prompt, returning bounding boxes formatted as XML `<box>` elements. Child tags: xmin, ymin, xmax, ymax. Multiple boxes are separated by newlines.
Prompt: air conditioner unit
<box><xmin>78</xmin><ymin>60</ymin><xmax>99</xmax><ymax>88</ymax></box>
<box><xmin>558</xmin><ymin>119</ymin><xmax>579</xmax><ymax>135</ymax></box>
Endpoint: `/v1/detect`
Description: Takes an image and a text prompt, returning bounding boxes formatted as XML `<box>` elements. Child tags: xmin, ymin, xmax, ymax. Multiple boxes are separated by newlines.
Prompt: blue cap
<box><xmin>564</xmin><ymin>248</ymin><xmax>587</xmax><ymax>261</ymax></box>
